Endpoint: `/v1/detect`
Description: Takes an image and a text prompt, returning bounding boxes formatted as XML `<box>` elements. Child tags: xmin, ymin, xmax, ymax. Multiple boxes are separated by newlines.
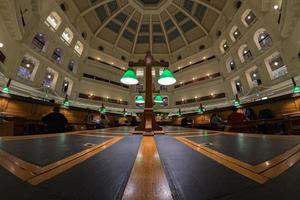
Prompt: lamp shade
<box><xmin>99</xmin><ymin>104</ymin><xmax>107</xmax><ymax>113</ymax></box>
<box><xmin>154</xmin><ymin>95</ymin><xmax>163</xmax><ymax>103</ymax></box>
<box><xmin>120</xmin><ymin>68</ymin><xmax>138</xmax><ymax>85</ymax></box>
<box><xmin>197</xmin><ymin>104</ymin><xmax>205</xmax><ymax>114</ymax></box>
<box><xmin>135</xmin><ymin>95</ymin><xmax>145</xmax><ymax>103</ymax></box>
<box><xmin>293</xmin><ymin>86</ymin><xmax>300</xmax><ymax>93</ymax></box>
<box><xmin>158</xmin><ymin>68</ymin><xmax>176</xmax><ymax>86</ymax></box>
<box><xmin>1</xmin><ymin>86</ymin><xmax>10</xmax><ymax>94</ymax></box>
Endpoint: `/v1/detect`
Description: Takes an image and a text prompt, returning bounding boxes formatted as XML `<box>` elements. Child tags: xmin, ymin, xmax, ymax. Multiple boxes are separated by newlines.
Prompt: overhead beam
<box><xmin>131</xmin><ymin>15</ymin><xmax>143</xmax><ymax>55</ymax></box>
<box><xmin>80</xmin><ymin>0</ymin><xmax>114</xmax><ymax>17</ymax></box>
<box><xmin>172</xmin><ymin>2</ymin><xmax>209</xmax><ymax>35</ymax></box>
<box><xmin>165</xmin><ymin>9</ymin><xmax>188</xmax><ymax>46</ymax></box>
<box><xmin>158</xmin><ymin>14</ymin><xmax>171</xmax><ymax>55</ymax></box>
<box><xmin>114</xmin><ymin>10</ymin><xmax>136</xmax><ymax>47</ymax></box>
<box><xmin>190</xmin><ymin>0</ymin><xmax>222</xmax><ymax>15</ymax></box>
<box><xmin>94</xmin><ymin>4</ymin><xmax>130</xmax><ymax>37</ymax></box>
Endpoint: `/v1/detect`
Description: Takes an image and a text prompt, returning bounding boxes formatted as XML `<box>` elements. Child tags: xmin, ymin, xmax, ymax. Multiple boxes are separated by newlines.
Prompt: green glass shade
<box><xmin>293</xmin><ymin>86</ymin><xmax>300</xmax><ymax>93</ymax></box>
<box><xmin>154</xmin><ymin>95</ymin><xmax>163</xmax><ymax>103</ymax></box>
<box><xmin>234</xmin><ymin>100</ymin><xmax>241</xmax><ymax>107</ymax></box>
<box><xmin>177</xmin><ymin>109</ymin><xmax>182</xmax><ymax>116</ymax></box>
<box><xmin>197</xmin><ymin>104</ymin><xmax>205</xmax><ymax>114</ymax></box>
<box><xmin>135</xmin><ymin>95</ymin><xmax>145</xmax><ymax>103</ymax></box>
<box><xmin>158</xmin><ymin>68</ymin><xmax>176</xmax><ymax>86</ymax></box>
<box><xmin>63</xmin><ymin>99</ymin><xmax>70</xmax><ymax>107</ymax></box>
<box><xmin>120</xmin><ymin>68</ymin><xmax>138</xmax><ymax>85</ymax></box>
<box><xmin>99</xmin><ymin>104</ymin><xmax>107</xmax><ymax>113</ymax></box>
<box><xmin>1</xmin><ymin>86</ymin><xmax>10</xmax><ymax>94</ymax></box>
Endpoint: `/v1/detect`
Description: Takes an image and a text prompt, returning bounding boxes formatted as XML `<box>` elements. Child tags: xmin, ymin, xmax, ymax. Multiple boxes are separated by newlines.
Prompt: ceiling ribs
<box><xmin>93</xmin><ymin>4</ymin><xmax>130</xmax><ymax>37</ymax></box>
<box><xmin>80</xmin><ymin>0</ymin><xmax>114</xmax><ymax>17</ymax></box>
<box><xmin>158</xmin><ymin>14</ymin><xmax>171</xmax><ymax>55</ymax></box>
<box><xmin>114</xmin><ymin>10</ymin><xmax>136</xmax><ymax>47</ymax></box>
<box><xmin>190</xmin><ymin>0</ymin><xmax>222</xmax><ymax>15</ymax></box>
<box><xmin>171</xmin><ymin>2</ymin><xmax>209</xmax><ymax>35</ymax></box>
<box><xmin>165</xmin><ymin>9</ymin><xmax>189</xmax><ymax>46</ymax></box>
<box><xmin>131</xmin><ymin>15</ymin><xmax>143</xmax><ymax>55</ymax></box>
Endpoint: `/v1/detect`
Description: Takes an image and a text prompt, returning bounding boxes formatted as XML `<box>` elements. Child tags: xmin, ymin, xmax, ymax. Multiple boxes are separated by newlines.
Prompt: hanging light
<box><xmin>1</xmin><ymin>78</ymin><xmax>11</xmax><ymax>94</ymax></box>
<box><xmin>135</xmin><ymin>95</ymin><xmax>145</xmax><ymax>103</ymax></box>
<box><xmin>120</xmin><ymin>68</ymin><xmax>138</xmax><ymax>85</ymax></box>
<box><xmin>122</xmin><ymin>108</ymin><xmax>128</xmax><ymax>116</ymax></box>
<box><xmin>158</xmin><ymin>68</ymin><xmax>176</xmax><ymax>86</ymax></box>
<box><xmin>292</xmin><ymin>77</ymin><xmax>300</xmax><ymax>93</ymax></box>
<box><xmin>99</xmin><ymin>103</ymin><xmax>107</xmax><ymax>113</ymax></box>
<box><xmin>197</xmin><ymin>103</ymin><xmax>205</xmax><ymax>114</ymax></box>
<box><xmin>63</xmin><ymin>95</ymin><xmax>70</xmax><ymax>107</ymax></box>
<box><xmin>177</xmin><ymin>108</ymin><xmax>182</xmax><ymax>116</ymax></box>
<box><xmin>234</xmin><ymin>94</ymin><xmax>241</xmax><ymax>108</ymax></box>
<box><xmin>154</xmin><ymin>94</ymin><xmax>163</xmax><ymax>104</ymax></box>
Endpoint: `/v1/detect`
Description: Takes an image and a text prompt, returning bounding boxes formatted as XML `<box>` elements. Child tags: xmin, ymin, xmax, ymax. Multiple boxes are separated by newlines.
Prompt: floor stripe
<box><xmin>122</xmin><ymin>136</ymin><xmax>173</xmax><ymax>200</ymax></box>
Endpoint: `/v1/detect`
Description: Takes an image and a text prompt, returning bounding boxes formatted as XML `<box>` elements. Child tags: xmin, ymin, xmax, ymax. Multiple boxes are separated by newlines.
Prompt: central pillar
<box><xmin>135</xmin><ymin>53</ymin><xmax>162</xmax><ymax>133</ymax></box>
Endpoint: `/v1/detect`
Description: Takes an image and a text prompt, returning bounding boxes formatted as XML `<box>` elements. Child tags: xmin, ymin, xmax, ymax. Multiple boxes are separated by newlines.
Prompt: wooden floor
<box><xmin>122</xmin><ymin>136</ymin><xmax>172</xmax><ymax>200</ymax></box>
<box><xmin>1</xmin><ymin>126</ymin><xmax>300</xmax><ymax>200</ymax></box>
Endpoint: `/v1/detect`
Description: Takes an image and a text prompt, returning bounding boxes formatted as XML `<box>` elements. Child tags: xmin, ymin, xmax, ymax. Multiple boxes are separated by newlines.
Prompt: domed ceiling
<box><xmin>73</xmin><ymin>0</ymin><xmax>227</xmax><ymax>60</ymax></box>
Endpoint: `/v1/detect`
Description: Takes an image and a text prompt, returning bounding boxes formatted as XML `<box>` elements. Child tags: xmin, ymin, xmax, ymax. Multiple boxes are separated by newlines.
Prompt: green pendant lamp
<box><xmin>234</xmin><ymin>94</ymin><xmax>241</xmax><ymax>108</ymax></box>
<box><xmin>154</xmin><ymin>94</ymin><xmax>163</xmax><ymax>104</ymax></box>
<box><xmin>177</xmin><ymin>108</ymin><xmax>182</xmax><ymax>116</ymax></box>
<box><xmin>1</xmin><ymin>78</ymin><xmax>11</xmax><ymax>94</ymax></box>
<box><xmin>197</xmin><ymin>103</ymin><xmax>205</xmax><ymax>114</ymax></box>
<box><xmin>158</xmin><ymin>68</ymin><xmax>176</xmax><ymax>86</ymax></box>
<box><xmin>292</xmin><ymin>77</ymin><xmax>300</xmax><ymax>93</ymax></box>
<box><xmin>120</xmin><ymin>68</ymin><xmax>138</xmax><ymax>85</ymax></box>
<box><xmin>135</xmin><ymin>95</ymin><xmax>145</xmax><ymax>103</ymax></box>
<box><xmin>99</xmin><ymin>103</ymin><xmax>107</xmax><ymax>113</ymax></box>
<box><xmin>63</xmin><ymin>95</ymin><xmax>70</xmax><ymax>107</ymax></box>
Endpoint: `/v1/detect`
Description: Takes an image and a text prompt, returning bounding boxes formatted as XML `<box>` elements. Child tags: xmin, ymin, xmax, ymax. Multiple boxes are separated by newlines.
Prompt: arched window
<box><xmin>74</xmin><ymin>41</ymin><xmax>84</xmax><ymax>56</ymax></box>
<box><xmin>62</xmin><ymin>77</ymin><xmax>73</xmax><ymax>96</ymax></box>
<box><xmin>241</xmin><ymin>9</ymin><xmax>257</xmax><ymax>27</ymax></box>
<box><xmin>32</xmin><ymin>33</ymin><xmax>47</xmax><ymax>52</ymax></box>
<box><xmin>254</xmin><ymin>29</ymin><xmax>272</xmax><ymax>50</ymax></box>
<box><xmin>245</xmin><ymin>66</ymin><xmax>262</xmax><ymax>88</ymax></box>
<box><xmin>231</xmin><ymin>77</ymin><xmax>243</xmax><ymax>95</ymax></box>
<box><xmin>45</xmin><ymin>12</ymin><xmax>62</xmax><ymax>30</ymax></box>
<box><xmin>51</xmin><ymin>48</ymin><xmax>63</xmax><ymax>64</ymax></box>
<box><xmin>42</xmin><ymin>68</ymin><xmax>58</xmax><ymax>89</ymax></box>
<box><xmin>238</xmin><ymin>44</ymin><xmax>252</xmax><ymax>63</ymax></box>
<box><xmin>62</xmin><ymin>27</ymin><xmax>73</xmax><ymax>44</ymax></box>
<box><xmin>229</xmin><ymin>26</ymin><xmax>241</xmax><ymax>42</ymax></box>
<box><xmin>220</xmin><ymin>39</ymin><xmax>229</xmax><ymax>54</ymax></box>
<box><xmin>226</xmin><ymin>57</ymin><xmax>236</xmax><ymax>72</ymax></box>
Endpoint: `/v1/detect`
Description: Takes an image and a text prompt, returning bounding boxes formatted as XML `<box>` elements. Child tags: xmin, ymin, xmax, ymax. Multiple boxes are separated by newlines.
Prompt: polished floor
<box><xmin>0</xmin><ymin>126</ymin><xmax>300</xmax><ymax>200</ymax></box>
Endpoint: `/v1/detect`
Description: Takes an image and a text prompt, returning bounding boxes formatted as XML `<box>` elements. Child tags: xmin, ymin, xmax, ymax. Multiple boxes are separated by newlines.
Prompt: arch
<box><xmin>264</xmin><ymin>52</ymin><xmax>288</xmax><ymax>80</ymax></box>
<box><xmin>226</xmin><ymin>57</ymin><xmax>236</xmax><ymax>72</ymax></box>
<box><xmin>31</xmin><ymin>33</ymin><xmax>48</xmax><ymax>52</ymax></box>
<box><xmin>241</xmin><ymin>9</ymin><xmax>257</xmax><ymax>27</ymax></box>
<box><xmin>254</xmin><ymin>28</ymin><xmax>272</xmax><ymax>50</ymax></box>
<box><xmin>229</xmin><ymin>25</ymin><xmax>241</xmax><ymax>42</ymax></box>
<box><xmin>238</xmin><ymin>44</ymin><xmax>252</xmax><ymax>63</ymax></box>
<box><xmin>219</xmin><ymin>39</ymin><xmax>229</xmax><ymax>54</ymax></box>
<box><xmin>245</xmin><ymin>66</ymin><xmax>262</xmax><ymax>88</ymax></box>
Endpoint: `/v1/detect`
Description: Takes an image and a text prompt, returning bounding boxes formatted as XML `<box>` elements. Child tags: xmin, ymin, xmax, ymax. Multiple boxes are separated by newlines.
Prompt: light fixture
<box><xmin>135</xmin><ymin>95</ymin><xmax>145</xmax><ymax>103</ymax></box>
<box><xmin>1</xmin><ymin>78</ymin><xmax>11</xmax><ymax>94</ymax></box>
<box><xmin>158</xmin><ymin>68</ymin><xmax>176</xmax><ymax>86</ymax></box>
<box><xmin>47</xmin><ymin>75</ymin><xmax>52</xmax><ymax>79</ymax></box>
<box><xmin>274</xmin><ymin>61</ymin><xmax>279</xmax><ymax>66</ymax></box>
<box><xmin>99</xmin><ymin>103</ymin><xmax>107</xmax><ymax>113</ymax></box>
<box><xmin>274</xmin><ymin>5</ymin><xmax>279</xmax><ymax>10</ymax></box>
<box><xmin>177</xmin><ymin>108</ymin><xmax>182</xmax><ymax>116</ymax></box>
<box><xmin>247</xmin><ymin>15</ymin><xmax>251</xmax><ymax>20</ymax></box>
<box><xmin>197</xmin><ymin>103</ymin><xmax>205</xmax><ymax>114</ymax></box>
<box><xmin>253</xmin><ymin>73</ymin><xmax>257</xmax><ymax>78</ymax></box>
<box><xmin>122</xmin><ymin>108</ymin><xmax>128</xmax><ymax>116</ymax></box>
<box><xmin>234</xmin><ymin>94</ymin><xmax>241</xmax><ymax>107</ymax></box>
<box><xmin>234</xmin><ymin>31</ymin><xmax>238</xmax><ymax>35</ymax></box>
<box><xmin>26</xmin><ymin>64</ymin><xmax>30</xmax><ymax>68</ymax></box>
<box><xmin>292</xmin><ymin>77</ymin><xmax>300</xmax><ymax>93</ymax></box>
<box><xmin>154</xmin><ymin>94</ymin><xmax>163</xmax><ymax>104</ymax></box>
<box><xmin>63</xmin><ymin>95</ymin><xmax>70</xmax><ymax>107</ymax></box>
<box><xmin>120</xmin><ymin>68</ymin><xmax>139</xmax><ymax>85</ymax></box>
<box><xmin>0</xmin><ymin>43</ymin><xmax>3</xmax><ymax>48</ymax></box>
